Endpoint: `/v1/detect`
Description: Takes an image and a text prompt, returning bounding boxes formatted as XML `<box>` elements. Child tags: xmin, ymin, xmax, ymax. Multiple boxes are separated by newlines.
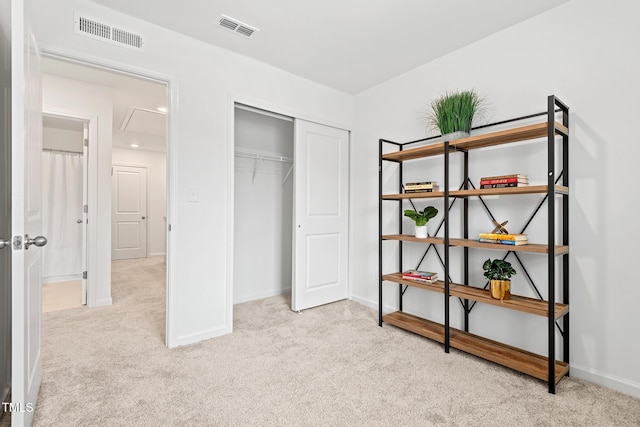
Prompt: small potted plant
<box><xmin>482</xmin><ymin>258</ymin><xmax>516</xmax><ymax>301</ymax></box>
<box><xmin>404</xmin><ymin>206</ymin><xmax>438</xmax><ymax>238</ymax></box>
<box><xmin>427</xmin><ymin>89</ymin><xmax>486</xmax><ymax>139</ymax></box>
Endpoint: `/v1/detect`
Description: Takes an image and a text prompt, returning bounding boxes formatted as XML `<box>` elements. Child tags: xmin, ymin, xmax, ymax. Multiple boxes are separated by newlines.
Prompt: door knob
<box><xmin>77</xmin><ymin>219</ymin><xmax>83</xmax><ymax>224</ymax></box>
<box><xmin>0</xmin><ymin>238</ymin><xmax>9</xmax><ymax>250</ymax></box>
<box><xmin>142</xmin><ymin>216</ymin><xmax>146</xmax><ymax>220</ymax></box>
<box><xmin>25</xmin><ymin>235</ymin><xmax>48</xmax><ymax>249</ymax></box>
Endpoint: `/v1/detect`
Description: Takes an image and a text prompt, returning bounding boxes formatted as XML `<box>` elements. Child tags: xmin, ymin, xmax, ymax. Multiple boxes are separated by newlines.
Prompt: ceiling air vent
<box><xmin>74</xmin><ymin>13</ymin><xmax>144</xmax><ymax>50</ymax></box>
<box><xmin>217</xmin><ymin>14</ymin><xmax>259</xmax><ymax>38</ymax></box>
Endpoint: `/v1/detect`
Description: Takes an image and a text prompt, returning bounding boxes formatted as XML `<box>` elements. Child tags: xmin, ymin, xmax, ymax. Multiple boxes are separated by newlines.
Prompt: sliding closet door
<box><xmin>292</xmin><ymin>120</ymin><xmax>349</xmax><ymax>311</ymax></box>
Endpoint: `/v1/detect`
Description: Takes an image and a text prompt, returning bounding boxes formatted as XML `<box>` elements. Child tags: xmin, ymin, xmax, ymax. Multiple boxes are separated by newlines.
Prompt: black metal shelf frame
<box><xmin>378</xmin><ymin>95</ymin><xmax>570</xmax><ymax>393</ymax></box>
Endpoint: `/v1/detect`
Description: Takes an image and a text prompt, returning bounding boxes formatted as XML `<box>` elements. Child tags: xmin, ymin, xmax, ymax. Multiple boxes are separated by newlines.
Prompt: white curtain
<box><xmin>41</xmin><ymin>151</ymin><xmax>83</xmax><ymax>283</ymax></box>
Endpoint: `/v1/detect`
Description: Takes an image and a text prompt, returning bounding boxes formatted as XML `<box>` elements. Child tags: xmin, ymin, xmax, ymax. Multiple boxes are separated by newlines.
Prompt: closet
<box><xmin>233</xmin><ymin>105</ymin><xmax>294</xmax><ymax>303</ymax></box>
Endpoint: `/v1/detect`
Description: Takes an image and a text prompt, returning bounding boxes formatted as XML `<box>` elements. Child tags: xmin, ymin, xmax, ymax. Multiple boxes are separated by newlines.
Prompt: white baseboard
<box><xmin>571</xmin><ymin>364</ymin><xmax>640</xmax><ymax>399</ymax></box>
<box><xmin>350</xmin><ymin>295</ymin><xmax>396</xmax><ymax>314</ymax></box>
<box><xmin>233</xmin><ymin>288</ymin><xmax>291</xmax><ymax>305</ymax></box>
<box><xmin>42</xmin><ymin>274</ymin><xmax>82</xmax><ymax>284</ymax></box>
<box><xmin>92</xmin><ymin>297</ymin><xmax>112</xmax><ymax>307</ymax></box>
<box><xmin>170</xmin><ymin>325</ymin><xmax>231</xmax><ymax>349</ymax></box>
<box><xmin>148</xmin><ymin>253</ymin><xmax>166</xmax><ymax>258</ymax></box>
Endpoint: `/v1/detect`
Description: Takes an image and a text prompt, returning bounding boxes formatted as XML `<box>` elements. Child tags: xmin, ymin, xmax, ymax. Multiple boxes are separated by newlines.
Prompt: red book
<box><xmin>479</xmin><ymin>177</ymin><xmax>528</xmax><ymax>185</ymax></box>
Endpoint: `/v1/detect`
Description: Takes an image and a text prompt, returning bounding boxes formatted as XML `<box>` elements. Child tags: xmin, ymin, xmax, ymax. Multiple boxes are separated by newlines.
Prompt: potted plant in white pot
<box><xmin>482</xmin><ymin>258</ymin><xmax>516</xmax><ymax>301</ymax></box>
<box><xmin>404</xmin><ymin>206</ymin><xmax>438</xmax><ymax>238</ymax></box>
<box><xmin>427</xmin><ymin>89</ymin><xmax>486</xmax><ymax>140</ymax></box>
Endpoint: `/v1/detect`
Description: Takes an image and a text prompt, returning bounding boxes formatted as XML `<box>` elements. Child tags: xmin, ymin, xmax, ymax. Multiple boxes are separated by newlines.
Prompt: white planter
<box><xmin>415</xmin><ymin>225</ymin><xmax>428</xmax><ymax>238</ymax></box>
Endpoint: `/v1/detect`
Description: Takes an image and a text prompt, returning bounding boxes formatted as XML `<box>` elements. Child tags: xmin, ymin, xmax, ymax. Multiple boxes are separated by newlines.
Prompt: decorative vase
<box><xmin>441</xmin><ymin>131</ymin><xmax>470</xmax><ymax>141</ymax></box>
<box><xmin>415</xmin><ymin>225</ymin><xmax>428</xmax><ymax>238</ymax></box>
<box><xmin>490</xmin><ymin>279</ymin><xmax>511</xmax><ymax>301</ymax></box>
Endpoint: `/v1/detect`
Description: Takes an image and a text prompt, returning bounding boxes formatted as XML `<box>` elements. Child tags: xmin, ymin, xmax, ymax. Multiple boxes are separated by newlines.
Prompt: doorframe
<box><xmin>40</xmin><ymin>49</ymin><xmax>177</xmax><ymax>347</ymax></box>
<box><xmin>111</xmin><ymin>162</ymin><xmax>150</xmax><ymax>259</ymax></box>
<box><xmin>226</xmin><ymin>94</ymin><xmax>352</xmax><ymax>334</ymax></box>
<box><xmin>41</xmin><ymin>110</ymin><xmax>96</xmax><ymax>305</ymax></box>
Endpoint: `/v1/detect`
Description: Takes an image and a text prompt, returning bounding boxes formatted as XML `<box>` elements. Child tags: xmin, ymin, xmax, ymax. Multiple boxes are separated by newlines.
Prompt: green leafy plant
<box><xmin>403</xmin><ymin>206</ymin><xmax>438</xmax><ymax>226</ymax></box>
<box><xmin>427</xmin><ymin>89</ymin><xmax>486</xmax><ymax>135</ymax></box>
<box><xmin>482</xmin><ymin>258</ymin><xmax>516</xmax><ymax>281</ymax></box>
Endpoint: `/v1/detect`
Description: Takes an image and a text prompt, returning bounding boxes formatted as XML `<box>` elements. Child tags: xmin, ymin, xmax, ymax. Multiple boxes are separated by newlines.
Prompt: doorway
<box><xmin>41</xmin><ymin>114</ymin><xmax>88</xmax><ymax>312</ymax></box>
<box><xmin>40</xmin><ymin>55</ymin><xmax>170</xmax><ymax>340</ymax></box>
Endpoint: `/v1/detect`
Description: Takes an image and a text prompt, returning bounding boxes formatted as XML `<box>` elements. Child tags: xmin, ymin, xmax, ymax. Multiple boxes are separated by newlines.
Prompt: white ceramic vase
<box><xmin>415</xmin><ymin>225</ymin><xmax>428</xmax><ymax>238</ymax></box>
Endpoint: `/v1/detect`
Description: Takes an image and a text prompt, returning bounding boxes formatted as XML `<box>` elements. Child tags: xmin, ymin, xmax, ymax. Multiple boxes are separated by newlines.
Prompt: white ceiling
<box><xmin>42</xmin><ymin>57</ymin><xmax>167</xmax><ymax>152</ymax></box>
<box><xmin>90</xmin><ymin>0</ymin><xmax>568</xmax><ymax>94</ymax></box>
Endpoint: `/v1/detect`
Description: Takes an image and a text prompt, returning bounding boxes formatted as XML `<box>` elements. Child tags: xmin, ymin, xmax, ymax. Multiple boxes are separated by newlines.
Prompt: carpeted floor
<box><xmin>30</xmin><ymin>257</ymin><xmax>640</xmax><ymax>426</ymax></box>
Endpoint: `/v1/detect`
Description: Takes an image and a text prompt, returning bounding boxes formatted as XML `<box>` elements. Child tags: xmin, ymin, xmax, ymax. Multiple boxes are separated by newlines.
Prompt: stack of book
<box><xmin>401</xmin><ymin>270</ymin><xmax>438</xmax><ymax>283</ymax></box>
<box><xmin>404</xmin><ymin>181</ymin><xmax>439</xmax><ymax>193</ymax></box>
<box><xmin>479</xmin><ymin>174</ymin><xmax>528</xmax><ymax>188</ymax></box>
<box><xmin>478</xmin><ymin>233</ymin><xmax>529</xmax><ymax>246</ymax></box>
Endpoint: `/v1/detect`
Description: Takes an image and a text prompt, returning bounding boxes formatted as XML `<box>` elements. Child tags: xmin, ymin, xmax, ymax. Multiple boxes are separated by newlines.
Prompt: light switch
<box><xmin>187</xmin><ymin>187</ymin><xmax>199</xmax><ymax>202</ymax></box>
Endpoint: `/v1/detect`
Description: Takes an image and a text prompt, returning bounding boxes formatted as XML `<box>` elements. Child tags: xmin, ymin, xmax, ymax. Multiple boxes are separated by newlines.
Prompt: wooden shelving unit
<box><xmin>378</xmin><ymin>95</ymin><xmax>570</xmax><ymax>393</ymax></box>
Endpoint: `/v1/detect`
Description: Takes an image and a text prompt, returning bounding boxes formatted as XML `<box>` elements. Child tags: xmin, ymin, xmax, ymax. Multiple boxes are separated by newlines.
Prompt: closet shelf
<box><xmin>234</xmin><ymin>148</ymin><xmax>293</xmax><ymax>163</ymax></box>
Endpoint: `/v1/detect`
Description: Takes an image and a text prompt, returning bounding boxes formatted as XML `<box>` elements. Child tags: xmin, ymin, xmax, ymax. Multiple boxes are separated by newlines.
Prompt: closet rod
<box><xmin>234</xmin><ymin>151</ymin><xmax>292</xmax><ymax>163</ymax></box>
<box><xmin>42</xmin><ymin>148</ymin><xmax>83</xmax><ymax>154</ymax></box>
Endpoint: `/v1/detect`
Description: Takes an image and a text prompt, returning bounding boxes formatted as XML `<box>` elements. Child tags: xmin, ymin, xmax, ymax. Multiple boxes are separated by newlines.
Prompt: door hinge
<box><xmin>84</xmin><ymin>138</ymin><xmax>88</xmax><ymax>147</ymax></box>
<box><xmin>84</xmin><ymin>205</ymin><xmax>88</xmax><ymax>213</ymax></box>
<box><xmin>83</xmin><ymin>271</ymin><xmax>87</xmax><ymax>279</ymax></box>
<box><xmin>13</xmin><ymin>235</ymin><xmax>22</xmax><ymax>250</ymax></box>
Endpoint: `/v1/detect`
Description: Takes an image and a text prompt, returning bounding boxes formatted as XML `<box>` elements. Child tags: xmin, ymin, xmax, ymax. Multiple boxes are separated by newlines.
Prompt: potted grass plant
<box><xmin>427</xmin><ymin>89</ymin><xmax>486</xmax><ymax>139</ymax></box>
<box><xmin>404</xmin><ymin>206</ymin><xmax>438</xmax><ymax>238</ymax></box>
<box><xmin>482</xmin><ymin>258</ymin><xmax>516</xmax><ymax>301</ymax></box>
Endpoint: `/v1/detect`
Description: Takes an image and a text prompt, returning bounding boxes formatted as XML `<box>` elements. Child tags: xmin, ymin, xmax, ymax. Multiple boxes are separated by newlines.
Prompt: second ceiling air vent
<box><xmin>217</xmin><ymin>15</ymin><xmax>259</xmax><ymax>38</ymax></box>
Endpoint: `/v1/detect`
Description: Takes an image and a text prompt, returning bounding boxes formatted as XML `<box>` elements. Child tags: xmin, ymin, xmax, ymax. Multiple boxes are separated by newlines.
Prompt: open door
<box><xmin>81</xmin><ymin>123</ymin><xmax>88</xmax><ymax>304</ymax></box>
<box><xmin>292</xmin><ymin>120</ymin><xmax>349</xmax><ymax>312</ymax></box>
<box><xmin>10</xmin><ymin>0</ymin><xmax>45</xmax><ymax>424</ymax></box>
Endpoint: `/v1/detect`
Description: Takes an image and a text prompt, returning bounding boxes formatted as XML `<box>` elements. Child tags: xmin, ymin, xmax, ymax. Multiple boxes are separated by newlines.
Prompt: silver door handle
<box><xmin>25</xmin><ymin>235</ymin><xmax>47</xmax><ymax>250</ymax></box>
<box><xmin>0</xmin><ymin>238</ymin><xmax>9</xmax><ymax>250</ymax></box>
<box><xmin>77</xmin><ymin>219</ymin><xmax>83</xmax><ymax>224</ymax></box>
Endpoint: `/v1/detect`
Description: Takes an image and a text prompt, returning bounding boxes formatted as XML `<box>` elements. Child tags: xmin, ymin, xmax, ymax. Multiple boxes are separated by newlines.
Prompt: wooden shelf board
<box><xmin>383</xmin><ymin>273</ymin><xmax>568</xmax><ymax>319</ymax></box>
<box><xmin>383</xmin><ymin>311</ymin><xmax>569</xmax><ymax>383</ymax></box>
<box><xmin>449</xmin><ymin>285</ymin><xmax>569</xmax><ymax>319</ymax></box>
<box><xmin>381</xmin><ymin>235</ymin><xmax>569</xmax><ymax>255</ymax></box>
<box><xmin>382</xmin><ymin>185</ymin><xmax>568</xmax><ymax>200</ymax></box>
<box><xmin>382</xmin><ymin>274</ymin><xmax>446</xmax><ymax>294</ymax></box>
<box><xmin>382</xmin><ymin>122</ymin><xmax>567</xmax><ymax>162</ymax></box>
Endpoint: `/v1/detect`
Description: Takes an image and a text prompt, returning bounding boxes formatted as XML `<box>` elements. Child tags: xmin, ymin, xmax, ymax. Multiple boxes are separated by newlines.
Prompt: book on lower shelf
<box><xmin>480</xmin><ymin>182</ymin><xmax>528</xmax><ymax>189</ymax></box>
<box><xmin>478</xmin><ymin>233</ymin><xmax>528</xmax><ymax>241</ymax></box>
<box><xmin>402</xmin><ymin>270</ymin><xmax>438</xmax><ymax>282</ymax></box>
<box><xmin>480</xmin><ymin>174</ymin><xmax>528</xmax><ymax>181</ymax></box>
<box><xmin>404</xmin><ymin>182</ymin><xmax>439</xmax><ymax>192</ymax></box>
<box><xmin>478</xmin><ymin>238</ymin><xmax>529</xmax><ymax>246</ymax></box>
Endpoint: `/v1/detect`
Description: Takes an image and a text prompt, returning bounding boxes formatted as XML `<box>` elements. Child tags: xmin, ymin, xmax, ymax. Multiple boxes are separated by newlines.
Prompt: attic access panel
<box><xmin>121</xmin><ymin>107</ymin><xmax>166</xmax><ymax>137</ymax></box>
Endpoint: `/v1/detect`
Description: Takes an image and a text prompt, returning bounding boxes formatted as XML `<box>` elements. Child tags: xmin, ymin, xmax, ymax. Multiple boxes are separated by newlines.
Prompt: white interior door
<box><xmin>112</xmin><ymin>164</ymin><xmax>148</xmax><ymax>260</ymax></box>
<box><xmin>81</xmin><ymin>123</ymin><xmax>88</xmax><ymax>304</ymax></box>
<box><xmin>292</xmin><ymin>120</ymin><xmax>349</xmax><ymax>312</ymax></box>
<box><xmin>0</xmin><ymin>0</ymin><xmax>12</xmax><ymax>408</ymax></box>
<box><xmin>10</xmin><ymin>0</ymin><xmax>44</xmax><ymax>423</ymax></box>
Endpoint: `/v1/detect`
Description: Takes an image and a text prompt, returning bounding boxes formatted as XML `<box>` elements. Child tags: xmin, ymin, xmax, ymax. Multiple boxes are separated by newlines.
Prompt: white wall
<box><xmin>43</xmin><ymin>127</ymin><xmax>83</xmax><ymax>152</ymax></box>
<box><xmin>352</xmin><ymin>0</ymin><xmax>640</xmax><ymax>397</ymax></box>
<box><xmin>42</xmin><ymin>73</ymin><xmax>113</xmax><ymax>307</ymax></box>
<box><xmin>233</xmin><ymin>108</ymin><xmax>294</xmax><ymax>303</ymax></box>
<box><xmin>112</xmin><ymin>147</ymin><xmax>166</xmax><ymax>257</ymax></box>
<box><xmin>31</xmin><ymin>0</ymin><xmax>354</xmax><ymax>347</ymax></box>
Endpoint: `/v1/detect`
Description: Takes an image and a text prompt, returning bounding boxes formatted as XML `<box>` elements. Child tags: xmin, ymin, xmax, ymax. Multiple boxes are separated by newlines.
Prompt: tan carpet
<box><xmin>31</xmin><ymin>257</ymin><xmax>640</xmax><ymax>426</ymax></box>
